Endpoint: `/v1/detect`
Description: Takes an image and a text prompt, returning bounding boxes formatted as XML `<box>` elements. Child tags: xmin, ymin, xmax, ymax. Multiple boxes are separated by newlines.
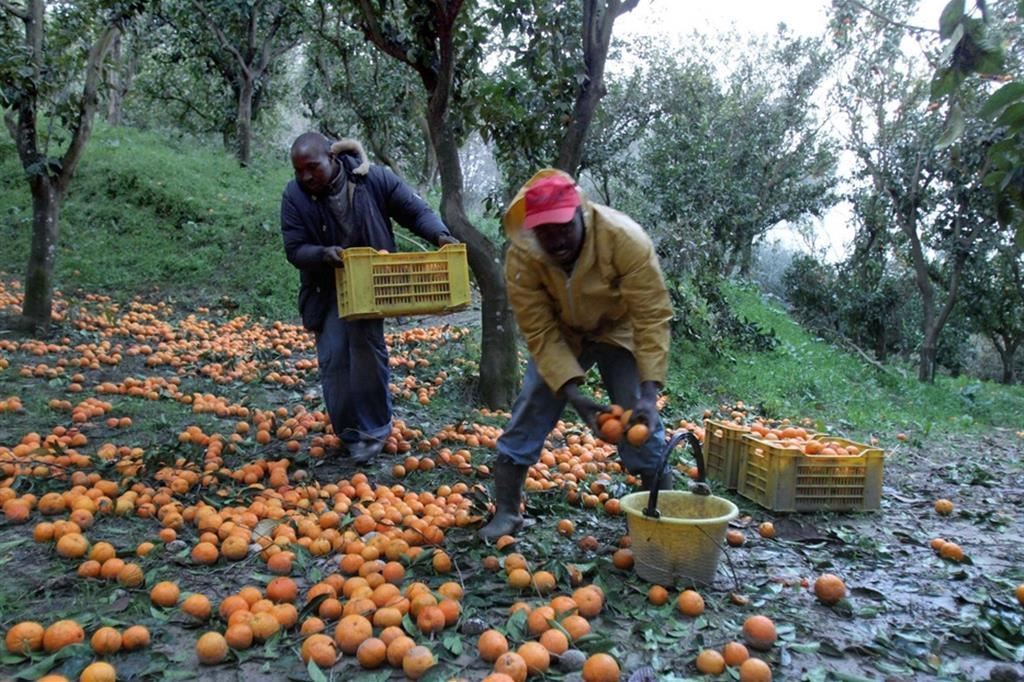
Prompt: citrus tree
<box><xmin>0</xmin><ymin>0</ymin><xmax>133</xmax><ymax>331</ymax></box>
<box><xmin>830</xmin><ymin>0</ymin><xmax>1013</xmax><ymax>381</ymax></box>
<box><xmin>158</xmin><ymin>0</ymin><xmax>304</xmax><ymax>166</ymax></box>
<box><xmin>302</xmin><ymin>7</ymin><xmax>431</xmax><ymax>187</ymax></box>
<box><xmin>327</xmin><ymin>0</ymin><xmax>519</xmax><ymax>409</ymax></box>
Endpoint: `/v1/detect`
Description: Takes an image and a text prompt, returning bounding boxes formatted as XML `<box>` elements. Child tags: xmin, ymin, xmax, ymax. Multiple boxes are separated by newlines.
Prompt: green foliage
<box><xmin>668</xmin><ymin>283</ymin><xmax>1024</xmax><ymax>433</ymax></box>
<box><xmin>932</xmin><ymin>0</ymin><xmax>1024</xmax><ymax>233</ymax></box>
<box><xmin>301</xmin><ymin>6</ymin><xmax>430</xmax><ymax>185</ymax></box>
<box><xmin>615</xmin><ymin>29</ymin><xmax>837</xmax><ymax>277</ymax></box>
<box><xmin>0</xmin><ymin>125</ymin><xmax>298</xmax><ymax>319</ymax></box>
<box><xmin>476</xmin><ymin>0</ymin><xmax>583</xmax><ymax>201</ymax></box>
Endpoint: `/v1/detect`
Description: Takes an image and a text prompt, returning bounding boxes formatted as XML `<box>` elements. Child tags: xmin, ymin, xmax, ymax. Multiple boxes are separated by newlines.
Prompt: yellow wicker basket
<box><xmin>620</xmin><ymin>490</ymin><xmax>738</xmax><ymax>586</ymax></box>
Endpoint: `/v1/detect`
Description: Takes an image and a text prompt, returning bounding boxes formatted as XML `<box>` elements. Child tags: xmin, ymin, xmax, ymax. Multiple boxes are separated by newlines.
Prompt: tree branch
<box><xmin>846</xmin><ymin>0</ymin><xmax>937</xmax><ymax>35</ymax></box>
<box><xmin>191</xmin><ymin>1</ymin><xmax>252</xmax><ymax>80</ymax></box>
<box><xmin>354</xmin><ymin>0</ymin><xmax>419</xmax><ymax>71</ymax></box>
<box><xmin>0</xmin><ymin>0</ymin><xmax>27</xmax><ymax>19</ymax></box>
<box><xmin>57</xmin><ymin>24</ymin><xmax>120</xmax><ymax>195</ymax></box>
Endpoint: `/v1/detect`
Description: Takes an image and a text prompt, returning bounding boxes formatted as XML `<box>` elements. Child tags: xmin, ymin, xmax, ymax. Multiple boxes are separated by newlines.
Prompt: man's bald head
<box><xmin>291</xmin><ymin>132</ymin><xmax>335</xmax><ymax>195</ymax></box>
<box><xmin>290</xmin><ymin>132</ymin><xmax>331</xmax><ymax>158</ymax></box>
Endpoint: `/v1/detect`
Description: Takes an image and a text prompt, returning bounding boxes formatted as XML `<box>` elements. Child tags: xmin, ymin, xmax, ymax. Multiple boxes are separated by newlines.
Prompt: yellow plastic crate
<box><xmin>335</xmin><ymin>244</ymin><xmax>471</xmax><ymax>320</ymax></box>
<box><xmin>703</xmin><ymin>419</ymin><xmax>749</xmax><ymax>490</ymax></box>
<box><xmin>737</xmin><ymin>434</ymin><xmax>884</xmax><ymax>512</ymax></box>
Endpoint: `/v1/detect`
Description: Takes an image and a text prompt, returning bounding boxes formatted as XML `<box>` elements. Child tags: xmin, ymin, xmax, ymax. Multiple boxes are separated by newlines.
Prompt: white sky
<box><xmin>614</xmin><ymin>0</ymin><xmax>949</xmax><ymax>262</ymax></box>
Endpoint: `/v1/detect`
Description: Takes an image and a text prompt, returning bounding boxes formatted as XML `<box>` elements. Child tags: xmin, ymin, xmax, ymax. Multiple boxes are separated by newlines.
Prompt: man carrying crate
<box><xmin>478</xmin><ymin>170</ymin><xmax>675</xmax><ymax>541</ymax></box>
<box><xmin>281</xmin><ymin>132</ymin><xmax>457</xmax><ymax>465</ymax></box>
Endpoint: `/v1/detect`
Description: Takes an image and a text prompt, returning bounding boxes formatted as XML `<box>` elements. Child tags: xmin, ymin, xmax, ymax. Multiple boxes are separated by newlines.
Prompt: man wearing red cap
<box><xmin>478</xmin><ymin>169</ymin><xmax>674</xmax><ymax>541</ymax></box>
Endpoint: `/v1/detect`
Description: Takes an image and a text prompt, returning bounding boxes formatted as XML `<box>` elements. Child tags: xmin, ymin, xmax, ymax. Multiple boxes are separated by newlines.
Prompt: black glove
<box><xmin>628</xmin><ymin>380</ymin><xmax>661</xmax><ymax>429</ymax></box>
<box><xmin>562</xmin><ymin>381</ymin><xmax>608</xmax><ymax>432</ymax></box>
<box><xmin>322</xmin><ymin>246</ymin><xmax>344</xmax><ymax>267</ymax></box>
<box><xmin>437</xmin><ymin>234</ymin><xmax>459</xmax><ymax>247</ymax></box>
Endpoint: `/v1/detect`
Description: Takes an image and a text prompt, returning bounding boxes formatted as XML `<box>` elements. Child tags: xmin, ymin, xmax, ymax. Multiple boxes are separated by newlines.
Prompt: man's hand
<box><xmin>322</xmin><ymin>246</ymin><xmax>344</xmax><ymax>267</ymax></box>
<box><xmin>629</xmin><ymin>380</ymin><xmax>661</xmax><ymax>429</ymax></box>
<box><xmin>562</xmin><ymin>381</ymin><xmax>608</xmax><ymax>432</ymax></box>
<box><xmin>437</xmin><ymin>234</ymin><xmax>459</xmax><ymax>247</ymax></box>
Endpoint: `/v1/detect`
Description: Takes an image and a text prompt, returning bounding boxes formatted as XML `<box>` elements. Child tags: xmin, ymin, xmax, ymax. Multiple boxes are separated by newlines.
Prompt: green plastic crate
<box><xmin>737</xmin><ymin>434</ymin><xmax>884</xmax><ymax>512</ymax></box>
<box><xmin>335</xmin><ymin>244</ymin><xmax>471</xmax><ymax>320</ymax></box>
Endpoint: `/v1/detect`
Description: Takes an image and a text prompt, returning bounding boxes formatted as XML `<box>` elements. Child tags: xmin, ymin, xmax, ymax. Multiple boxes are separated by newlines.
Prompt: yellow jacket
<box><xmin>503</xmin><ymin>169</ymin><xmax>673</xmax><ymax>392</ymax></box>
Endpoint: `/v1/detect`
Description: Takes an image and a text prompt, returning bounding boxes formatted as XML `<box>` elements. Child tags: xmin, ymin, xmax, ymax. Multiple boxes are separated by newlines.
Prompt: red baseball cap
<box><xmin>523</xmin><ymin>175</ymin><xmax>581</xmax><ymax>230</ymax></box>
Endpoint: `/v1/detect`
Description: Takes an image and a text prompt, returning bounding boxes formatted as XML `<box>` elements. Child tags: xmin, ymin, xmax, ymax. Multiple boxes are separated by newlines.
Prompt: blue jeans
<box><xmin>497</xmin><ymin>342</ymin><xmax>665</xmax><ymax>474</ymax></box>
<box><xmin>316</xmin><ymin>303</ymin><xmax>392</xmax><ymax>446</ymax></box>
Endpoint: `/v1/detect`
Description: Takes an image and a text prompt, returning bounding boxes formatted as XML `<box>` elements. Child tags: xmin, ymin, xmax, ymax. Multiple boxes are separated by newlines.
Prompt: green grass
<box><xmin>0</xmin><ymin>125</ymin><xmax>298</xmax><ymax>320</ymax></box>
<box><xmin>667</xmin><ymin>283</ymin><xmax>1024</xmax><ymax>438</ymax></box>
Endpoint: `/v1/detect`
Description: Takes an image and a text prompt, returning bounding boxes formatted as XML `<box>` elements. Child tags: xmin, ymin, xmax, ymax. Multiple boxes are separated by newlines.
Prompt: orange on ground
<box><xmin>493</xmin><ymin>652</ymin><xmax>528</xmax><ymax>682</ymax></box>
<box><xmin>196</xmin><ymin>631</ymin><xmax>228</xmax><ymax>664</ymax></box>
<box><xmin>43</xmin><ymin>620</ymin><xmax>84</xmax><ymax>652</ymax></box>
<box><xmin>739</xmin><ymin>657</ymin><xmax>773</xmax><ymax>681</ymax></box>
<box><xmin>150</xmin><ymin>581</ymin><xmax>180</xmax><ymax>607</ymax></box>
<box><xmin>182</xmin><ymin>594</ymin><xmax>212</xmax><ymax>621</ymax></box>
<box><xmin>386</xmin><ymin>635</ymin><xmax>416</xmax><ymax>668</ymax></box>
<box><xmin>121</xmin><ymin>625</ymin><xmax>150</xmax><ymax>650</ymax></box>
<box><xmin>334</xmin><ymin>614</ymin><xmax>372</xmax><ymax>654</ymax></box>
<box><xmin>90</xmin><ymin>626</ymin><xmax>122</xmax><ymax>655</ymax></box>
<box><xmin>647</xmin><ymin>585</ymin><xmax>669</xmax><ymax>605</ymax></box>
<box><xmin>518</xmin><ymin>641</ymin><xmax>551</xmax><ymax>675</ymax></box>
<box><xmin>581</xmin><ymin>652</ymin><xmax>621</xmax><ymax>682</ymax></box>
<box><xmin>722</xmin><ymin>641</ymin><xmax>750</xmax><ymax>666</ymax></box>
<box><xmin>934</xmin><ymin>498</ymin><xmax>954</xmax><ymax>515</ymax></box>
<box><xmin>742</xmin><ymin>615</ymin><xmax>777</xmax><ymax>651</ymax></box>
<box><xmin>696</xmin><ymin>649</ymin><xmax>726</xmax><ymax>674</ymax></box>
<box><xmin>5</xmin><ymin>621</ymin><xmax>44</xmax><ymax>654</ymax></box>
<box><xmin>939</xmin><ymin>542</ymin><xmax>965</xmax><ymax>562</ymax></box>
<box><xmin>356</xmin><ymin>637</ymin><xmax>387</xmax><ymax>669</ymax></box>
<box><xmin>814</xmin><ymin>574</ymin><xmax>846</xmax><ymax>605</ymax></box>
<box><xmin>79</xmin><ymin>662</ymin><xmax>117</xmax><ymax>682</ymax></box>
<box><xmin>224</xmin><ymin>624</ymin><xmax>254</xmax><ymax>650</ymax></box>
<box><xmin>677</xmin><ymin>589</ymin><xmax>705</xmax><ymax>617</ymax></box>
<box><xmin>402</xmin><ymin>645</ymin><xmax>436</xmax><ymax>680</ymax></box>
<box><xmin>539</xmin><ymin>627</ymin><xmax>569</xmax><ymax>655</ymax></box>
<box><xmin>478</xmin><ymin>629</ymin><xmax>509</xmax><ymax>663</ymax></box>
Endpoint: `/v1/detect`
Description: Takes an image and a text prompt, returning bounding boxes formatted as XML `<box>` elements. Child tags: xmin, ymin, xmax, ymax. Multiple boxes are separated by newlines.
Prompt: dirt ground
<box><xmin>0</xmin><ymin>288</ymin><xmax>1022</xmax><ymax>681</ymax></box>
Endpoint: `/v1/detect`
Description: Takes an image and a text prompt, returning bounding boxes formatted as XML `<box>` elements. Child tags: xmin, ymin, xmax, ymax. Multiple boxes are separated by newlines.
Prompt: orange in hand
<box><xmin>626</xmin><ymin>423</ymin><xmax>649</xmax><ymax>446</ymax></box>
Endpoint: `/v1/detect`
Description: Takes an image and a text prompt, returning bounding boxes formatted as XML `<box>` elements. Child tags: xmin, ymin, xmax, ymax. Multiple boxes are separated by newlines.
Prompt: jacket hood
<box><xmin>330</xmin><ymin>138</ymin><xmax>370</xmax><ymax>176</ymax></box>
<box><xmin>502</xmin><ymin>168</ymin><xmax>591</xmax><ymax>257</ymax></box>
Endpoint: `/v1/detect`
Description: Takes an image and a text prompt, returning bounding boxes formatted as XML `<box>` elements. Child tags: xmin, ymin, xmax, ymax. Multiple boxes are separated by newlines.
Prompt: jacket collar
<box><xmin>330</xmin><ymin>138</ymin><xmax>370</xmax><ymax>177</ymax></box>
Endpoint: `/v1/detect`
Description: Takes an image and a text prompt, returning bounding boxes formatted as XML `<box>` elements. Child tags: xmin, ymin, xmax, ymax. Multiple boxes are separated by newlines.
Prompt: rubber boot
<box><xmin>478</xmin><ymin>458</ymin><xmax>530</xmax><ymax>541</ymax></box>
<box><xmin>641</xmin><ymin>467</ymin><xmax>675</xmax><ymax>492</ymax></box>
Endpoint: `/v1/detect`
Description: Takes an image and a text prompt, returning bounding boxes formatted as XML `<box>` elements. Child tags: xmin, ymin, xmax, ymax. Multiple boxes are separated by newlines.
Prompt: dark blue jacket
<box><xmin>281</xmin><ymin>141</ymin><xmax>450</xmax><ymax>332</ymax></box>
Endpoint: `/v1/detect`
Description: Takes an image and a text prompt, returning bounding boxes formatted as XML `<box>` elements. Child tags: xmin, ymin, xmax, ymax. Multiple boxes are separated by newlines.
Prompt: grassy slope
<box><xmin>0</xmin><ymin>125</ymin><xmax>297</xmax><ymax>320</ymax></box>
<box><xmin>2</xmin><ymin>128</ymin><xmax>1021</xmax><ymax>437</ymax></box>
<box><xmin>667</xmin><ymin>284</ymin><xmax>1024</xmax><ymax>437</ymax></box>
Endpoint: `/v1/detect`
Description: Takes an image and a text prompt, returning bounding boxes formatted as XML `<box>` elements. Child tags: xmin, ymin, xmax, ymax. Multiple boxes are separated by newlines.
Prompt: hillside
<box><xmin>0</xmin><ymin>126</ymin><xmax>297</xmax><ymax>320</ymax></box>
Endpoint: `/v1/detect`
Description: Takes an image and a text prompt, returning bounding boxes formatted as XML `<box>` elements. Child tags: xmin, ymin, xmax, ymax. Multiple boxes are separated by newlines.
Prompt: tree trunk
<box><xmin>993</xmin><ymin>337</ymin><xmax>1018</xmax><ymax>385</ymax></box>
<box><xmin>235</xmin><ymin>77</ymin><xmax>253</xmax><ymax>165</ymax></box>
<box><xmin>918</xmin><ymin>299</ymin><xmax>937</xmax><ymax>382</ymax></box>
<box><xmin>21</xmin><ymin>179</ymin><xmax>61</xmax><ymax>331</ymax></box>
<box><xmin>236</xmin><ymin>77</ymin><xmax>254</xmax><ymax>166</ymax></box>
<box><xmin>427</xmin><ymin>108</ymin><xmax>518</xmax><ymax>408</ymax></box>
<box><xmin>417</xmin><ymin>114</ymin><xmax>437</xmax><ymax>192</ymax></box>
<box><xmin>556</xmin><ymin>77</ymin><xmax>603</xmax><ymax>175</ymax></box>
<box><xmin>554</xmin><ymin>0</ymin><xmax>639</xmax><ymax>176</ymax></box>
<box><xmin>107</xmin><ymin>32</ymin><xmax>123</xmax><ymax>124</ymax></box>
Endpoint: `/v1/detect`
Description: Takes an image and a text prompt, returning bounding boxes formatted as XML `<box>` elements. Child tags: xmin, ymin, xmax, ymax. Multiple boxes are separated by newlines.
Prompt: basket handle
<box><xmin>643</xmin><ymin>430</ymin><xmax>708</xmax><ymax>518</ymax></box>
